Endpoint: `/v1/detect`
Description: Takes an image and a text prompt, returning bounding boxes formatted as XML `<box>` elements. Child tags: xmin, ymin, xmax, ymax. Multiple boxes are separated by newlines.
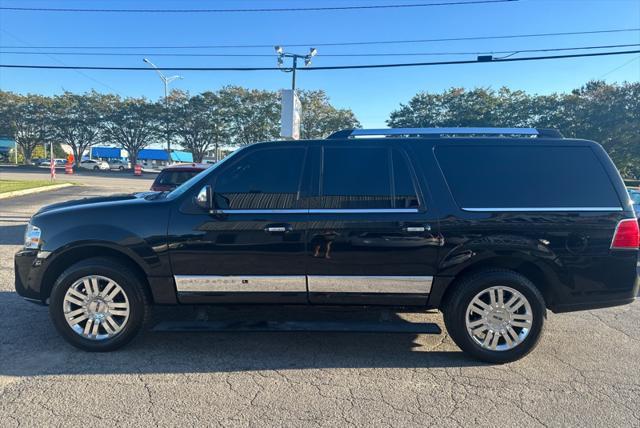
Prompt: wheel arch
<box><xmin>41</xmin><ymin>244</ymin><xmax>153</xmax><ymax>303</ymax></box>
<box><xmin>431</xmin><ymin>256</ymin><xmax>556</xmax><ymax>310</ymax></box>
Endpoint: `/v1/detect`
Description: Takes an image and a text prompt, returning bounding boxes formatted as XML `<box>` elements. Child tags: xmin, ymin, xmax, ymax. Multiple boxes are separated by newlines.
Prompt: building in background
<box><xmin>0</xmin><ymin>137</ymin><xmax>15</xmax><ymax>162</ymax></box>
<box><xmin>87</xmin><ymin>146</ymin><xmax>193</xmax><ymax>168</ymax></box>
<box><xmin>91</xmin><ymin>146</ymin><xmax>123</xmax><ymax>160</ymax></box>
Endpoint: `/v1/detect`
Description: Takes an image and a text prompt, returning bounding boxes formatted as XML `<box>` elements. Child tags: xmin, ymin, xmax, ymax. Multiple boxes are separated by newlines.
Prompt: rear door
<box><xmin>168</xmin><ymin>144</ymin><xmax>310</xmax><ymax>304</ymax></box>
<box><xmin>306</xmin><ymin>142</ymin><xmax>442</xmax><ymax>305</ymax></box>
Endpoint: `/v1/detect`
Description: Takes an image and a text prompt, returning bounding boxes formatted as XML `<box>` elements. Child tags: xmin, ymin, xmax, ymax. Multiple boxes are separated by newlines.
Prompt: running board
<box><xmin>153</xmin><ymin>320</ymin><xmax>442</xmax><ymax>334</ymax></box>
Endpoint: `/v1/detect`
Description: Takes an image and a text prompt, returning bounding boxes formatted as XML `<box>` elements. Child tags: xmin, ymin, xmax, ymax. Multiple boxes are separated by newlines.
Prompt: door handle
<box><xmin>403</xmin><ymin>225</ymin><xmax>431</xmax><ymax>233</ymax></box>
<box><xmin>264</xmin><ymin>224</ymin><xmax>292</xmax><ymax>234</ymax></box>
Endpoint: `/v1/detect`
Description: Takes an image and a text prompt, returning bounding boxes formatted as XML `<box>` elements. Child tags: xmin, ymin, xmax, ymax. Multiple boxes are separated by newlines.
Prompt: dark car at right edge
<box><xmin>14</xmin><ymin>127</ymin><xmax>639</xmax><ymax>363</ymax></box>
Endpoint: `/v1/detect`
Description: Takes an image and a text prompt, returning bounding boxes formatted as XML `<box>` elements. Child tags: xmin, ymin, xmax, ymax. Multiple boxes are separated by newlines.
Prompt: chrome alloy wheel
<box><xmin>62</xmin><ymin>275</ymin><xmax>130</xmax><ymax>341</ymax></box>
<box><xmin>465</xmin><ymin>286</ymin><xmax>533</xmax><ymax>351</ymax></box>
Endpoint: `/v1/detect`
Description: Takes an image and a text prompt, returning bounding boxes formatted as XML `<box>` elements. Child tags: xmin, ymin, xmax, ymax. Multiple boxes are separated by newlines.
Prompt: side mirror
<box><xmin>195</xmin><ymin>185</ymin><xmax>213</xmax><ymax>210</ymax></box>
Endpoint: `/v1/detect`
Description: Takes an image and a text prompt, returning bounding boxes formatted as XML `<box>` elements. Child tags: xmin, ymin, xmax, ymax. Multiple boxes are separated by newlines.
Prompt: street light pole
<box><xmin>143</xmin><ymin>58</ymin><xmax>183</xmax><ymax>164</ymax></box>
<box><xmin>291</xmin><ymin>56</ymin><xmax>297</xmax><ymax>91</ymax></box>
<box><xmin>275</xmin><ymin>47</ymin><xmax>316</xmax><ymax>93</ymax></box>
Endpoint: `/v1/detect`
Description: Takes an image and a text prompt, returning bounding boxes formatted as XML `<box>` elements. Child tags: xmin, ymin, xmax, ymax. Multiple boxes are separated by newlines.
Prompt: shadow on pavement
<box><xmin>0</xmin><ymin>290</ymin><xmax>485</xmax><ymax>377</ymax></box>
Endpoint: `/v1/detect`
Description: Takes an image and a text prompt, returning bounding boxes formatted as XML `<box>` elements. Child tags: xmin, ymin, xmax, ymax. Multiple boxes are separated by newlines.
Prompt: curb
<box><xmin>0</xmin><ymin>183</ymin><xmax>74</xmax><ymax>199</ymax></box>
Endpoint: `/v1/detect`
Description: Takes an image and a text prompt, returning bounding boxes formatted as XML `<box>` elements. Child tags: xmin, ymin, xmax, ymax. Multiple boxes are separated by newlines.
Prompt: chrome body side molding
<box><xmin>215</xmin><ymin>209</ymin><xmax>308</xmax><ymax>214</ymax></box>
<box><xmin>175</xmin><ymin>275</ymin><xmax>307</xmax><ymax>293</ymax></box>
<box><xmin>308</xmin><ymin>208</ymin><xmax>419</xmax><ymax>214</ymax></box>
<box><xmin>462</xmin><ymin>207</ymin><xmax>623</xmax><ymax>212</ymax></box>
<box><xmin>174</xmin><ymin>275</ymin><xmax>434</xmax><ymax>295</ymax></box>
<box><xmin>307</xmin><ymin>276</ymin><xmax>432</xmax><ymax>294</ymax></box>
<box><xmin>214</xmin><ymin>208</ymin><xmax>419</xmax><ymax>214</ymax></box>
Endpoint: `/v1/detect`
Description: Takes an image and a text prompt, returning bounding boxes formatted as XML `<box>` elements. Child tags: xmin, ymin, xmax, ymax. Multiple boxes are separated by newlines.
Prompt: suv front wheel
<box><xmin>443</xmin><ymin>269</ymin><xmax>546</xmax><ymax>364</ymax></box>
<box><xmin>49</xmin><ymin>257</ymin><xmax>150</xmax><ymax>352</ymax></box>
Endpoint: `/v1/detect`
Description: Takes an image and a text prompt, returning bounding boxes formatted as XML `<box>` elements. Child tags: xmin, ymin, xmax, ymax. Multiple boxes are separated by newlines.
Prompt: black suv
<box><xmin>15</xmin><ymin>127</ymin><xmax>639</xmax><ymax>363</ymax></box>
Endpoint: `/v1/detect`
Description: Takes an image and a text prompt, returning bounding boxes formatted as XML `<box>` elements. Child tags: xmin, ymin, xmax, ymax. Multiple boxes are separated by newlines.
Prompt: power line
<box><xmin>598</xmin><ymin>55</ymin><xmax>640</xmax><ymax>79</ymax></box>
<box><xmin>0</xmin><ymin>1</ymin><xmax>515</xmax><ymax>14</ymax></box>
<box><xmin>2</xmin><ymin>49</ymin><xmax>638</xmax><ymax>71</ymax></box>
<box><xmin>1</xmin><ymin>43</ymin><xmax>637</xmax><ymax>58</ymax></box>
<box><xmin>0</xmin><ymin>29</ymin><xmax>120</xmax><ymax>93</ymax></box>
<box><xmin>310</xmin><ymin>50</ymin><xmax>640</xmax><ymax>70</ymax></box>
<box><xmin>1</xmin><ymin>28</ymin><xmax>637</xmax><ymax>50</ymax></box>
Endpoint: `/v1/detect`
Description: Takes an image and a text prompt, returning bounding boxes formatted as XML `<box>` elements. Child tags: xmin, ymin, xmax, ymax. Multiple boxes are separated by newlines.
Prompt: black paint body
<box><xmin>15</xmin><ymin>137</ymin><xmax>640</xmax><ymax>312</ymax></box>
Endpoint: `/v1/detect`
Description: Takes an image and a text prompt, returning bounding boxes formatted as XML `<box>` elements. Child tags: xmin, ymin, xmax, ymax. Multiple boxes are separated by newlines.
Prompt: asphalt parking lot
<box><xmin>1</xmin><ymin>169</ymin><xmax>639</xmax><ymax>427</ymax></box>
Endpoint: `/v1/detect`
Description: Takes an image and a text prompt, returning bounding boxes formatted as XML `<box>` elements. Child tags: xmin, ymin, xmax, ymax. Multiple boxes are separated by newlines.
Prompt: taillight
<box><xmin>610</xmin><ymin>219</ymin><xmax>640</xmax><ymax>250</ymax></box>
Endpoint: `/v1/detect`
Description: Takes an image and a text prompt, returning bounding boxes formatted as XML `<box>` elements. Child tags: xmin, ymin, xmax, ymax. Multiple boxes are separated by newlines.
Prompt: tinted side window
<box><xmin>214</xmin><ymin>147</ymin><xmax>306</xmax><ymax>209</ymax></box>
<box><xmin>316</xmin><ymin>147</ymin><xmax>392</xmax><ymax>209</ymax></box>
<box><xmin>435</xmin><ymin>145</ymin><xmax>621</xmax><ymax>208</ymax></box>
<box><xmin>157</xmin><ymin>170</ymin><xmax>200</xmax><ymax>186</ymax></box>
<box><xmin>392</xmin><ymin>149</ymin><xmax>420</xmax><ymax>208</ymax></box>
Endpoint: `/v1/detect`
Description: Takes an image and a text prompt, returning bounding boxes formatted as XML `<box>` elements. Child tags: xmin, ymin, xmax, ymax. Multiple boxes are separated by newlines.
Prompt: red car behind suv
<box><xmin>150</xmin><ymin>163</ymin><xmax>211</xmax><ymax>191</ymax></box>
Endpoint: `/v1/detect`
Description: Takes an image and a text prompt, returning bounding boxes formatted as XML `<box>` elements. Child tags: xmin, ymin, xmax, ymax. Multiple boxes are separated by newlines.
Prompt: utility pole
<box><xmin>275</xmin><ymin>46</ymin><xmax>317</xmax><ymax>92</ymax></box>
<box><xmin>275</xmin><ymin>47</ymin><xmax>316</xmax><ymax>140</ymax></box>
<box><xmin>143</xmin><ymin>58</ymin><xmax>183</xmax><ymax>164</ymax></box>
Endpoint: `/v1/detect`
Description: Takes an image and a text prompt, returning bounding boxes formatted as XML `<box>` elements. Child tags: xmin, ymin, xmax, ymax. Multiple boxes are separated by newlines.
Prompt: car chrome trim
<box><xmin>349</xmin><ymin>127</ymin><xmax>540</xmax><ymax>137</ymax></box>
<box><xmin>217</xmin><ymin>209</ymin><xmax>309</xmax><ymax>214</ymax></box>
<box><xmin>462</xmin><ymin>207</ymin><xmax>624</xmax><ymax>212</ymax></box>
<box><xmin>307</xmin><ymin>276</ymin><xmax>432</xmax><ymax>294</ymax></box>
<box><xmin>216</xmin><ymin>208</ymin><xmax>420</xmax><ymax>214</ymax></box>
<box><xmin>36</xmin><ymin>251</ymin><xmax>51</xmax><ymax>259</ymax></box>
<box><xmin>175</xmin><ymin>275</ymin><xmax>308</xmax><ymax>293</ymax></box>
<box><xmin>309</xmin><ymin>209</ymin><xmax>419</xmax><ymax>214</ymax></box>
<box><xmin>175</xmin><ymin>275</ymin><xmax>433</xmax><ymax>295</ymax></box>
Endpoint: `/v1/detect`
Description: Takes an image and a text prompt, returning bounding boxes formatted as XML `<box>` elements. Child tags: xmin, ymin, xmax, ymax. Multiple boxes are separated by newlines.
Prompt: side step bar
<box><xmin>153</xmin><ymin>320</ymin><xmax>442</xmax><ymax>334</ymax></box>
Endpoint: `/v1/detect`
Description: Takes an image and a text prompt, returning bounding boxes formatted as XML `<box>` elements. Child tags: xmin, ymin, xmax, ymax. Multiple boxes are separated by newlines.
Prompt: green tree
<box><xmin>168</xmin><ymin>91</ymin><xmax>230</xmax><ymax>162</ymax></box>
<box><xmin>217</xmin><ymin>86</ymin><xmax>280</xmax><ymax>146</ymax></box>
<box><xmin>558</xmin><ymin>81</ymin><xmax>640</xmax><ymax>177</ymax></box>
<box><xmin>0</xmin><ymin>92</ymin><xmax>52</xmax><ymax>164</ymax></box>
<box><xmin>298</xmin><ymin>90</ymin><xmax>360</xmax><ymax>139</ymax></box>
<box><xmin>387</xmin><ymin>82</ymin><xmax>640</xmax><ymax>177</ymax></box>
<box><xmin>50</xmin><ymin>91</ymin><xmax>106</xmax><ymax>167</ymax></box>
<box><xmin>101</xmin><ymin>96</ymin><xmax>161</xmax><ymax>166</ymax></box>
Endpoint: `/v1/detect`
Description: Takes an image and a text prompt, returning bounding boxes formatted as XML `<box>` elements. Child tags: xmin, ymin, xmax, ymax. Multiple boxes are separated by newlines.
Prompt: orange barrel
<box><xmin>64</xmin><ymin>163</ymin><xmax>73</xmax><ymax>175</ymax></box>
<box><xmin>134</xmin><ymin>164</ymin><xmax>142</xmax><ymax>176</ymax></box>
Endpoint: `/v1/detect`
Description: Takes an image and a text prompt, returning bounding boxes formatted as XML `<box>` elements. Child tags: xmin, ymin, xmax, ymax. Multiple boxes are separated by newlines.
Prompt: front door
<box><xmin>168</xmin><ymin>144</ymin><xmax>309</xmax><ymax>304</ymax></box>
<box><xmin>306</xmin><ymin>143</ymin><xmax>442</xmax><ymax>305</ymax></box>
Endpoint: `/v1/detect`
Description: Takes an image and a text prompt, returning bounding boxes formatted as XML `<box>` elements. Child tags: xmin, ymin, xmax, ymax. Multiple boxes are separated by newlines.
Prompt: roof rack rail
<box><xmin>326</xmin><ymin>127</ymin><xmax>564</xmax><ymax>139</ymax></box>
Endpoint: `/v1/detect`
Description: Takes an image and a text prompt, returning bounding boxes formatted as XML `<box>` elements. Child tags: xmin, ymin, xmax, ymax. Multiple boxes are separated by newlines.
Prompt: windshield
<box><xmin>166</xmin><ymin>147</ymin><xmax>242</xmax><ymax>199</ymax></box>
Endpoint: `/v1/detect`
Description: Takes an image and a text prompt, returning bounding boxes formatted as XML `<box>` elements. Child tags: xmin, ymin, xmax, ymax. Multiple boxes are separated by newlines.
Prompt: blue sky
<box><xmin>0</xmin><ymin>0</ymin><xmax>639</xmax><ymax>127</ymax></box>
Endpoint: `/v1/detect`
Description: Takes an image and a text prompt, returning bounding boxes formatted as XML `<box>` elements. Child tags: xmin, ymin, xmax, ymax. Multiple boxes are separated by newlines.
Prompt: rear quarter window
<box><xmin>434</xmin><ymin>145</ymin><xmax>621</xmax><ymax>209</ymax></box>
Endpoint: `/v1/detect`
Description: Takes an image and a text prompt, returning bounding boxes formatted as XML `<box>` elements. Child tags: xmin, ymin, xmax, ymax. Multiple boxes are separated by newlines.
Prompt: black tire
<box><xmin>442</xmin><ymin>269</ymin><xmax>546</xmax><ymax>364</ymax></box>
<box><xmin>119</xmin><ymin>166</ymin><xmax>124</xmax><ymax>171</ymax></box>
<box><xmin>93</xmin><ymin>166</ymin><xmax>99</xmax><ymax>170</ymax></box>
<box><xmin>49</xmin><ymin>257</ymin><xmax>151</xmax><ymax>352</ymax></box>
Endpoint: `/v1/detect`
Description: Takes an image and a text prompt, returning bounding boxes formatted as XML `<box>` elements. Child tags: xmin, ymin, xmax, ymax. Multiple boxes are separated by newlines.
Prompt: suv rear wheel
<box><xmin>49</xmin><ymin>257</ymin><xmax>150</xmax><ymax>351</ymax></box>
<box><xmin>443</xmin><ymin>269</ymin><xmax>546</xmax><ymax>364</ymax></box>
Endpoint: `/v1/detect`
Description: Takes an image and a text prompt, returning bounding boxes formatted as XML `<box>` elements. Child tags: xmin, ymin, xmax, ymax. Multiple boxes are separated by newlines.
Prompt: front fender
<box><xmin>43</xmin><ymin>224</ymin><xmax>167</xmax><ymax>275</ymax></box>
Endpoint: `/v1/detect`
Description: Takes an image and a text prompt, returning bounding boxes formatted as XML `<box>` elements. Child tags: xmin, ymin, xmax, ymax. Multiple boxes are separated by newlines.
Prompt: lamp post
<box><xmin>143</xmin><ymin>58</ymin><xmax>183</xmax><ymax>164</ymax></box>
<box><xmin>275</xmin><ymin>47</ymin><xmax>317</xmax><ymax>92</ymax></box>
